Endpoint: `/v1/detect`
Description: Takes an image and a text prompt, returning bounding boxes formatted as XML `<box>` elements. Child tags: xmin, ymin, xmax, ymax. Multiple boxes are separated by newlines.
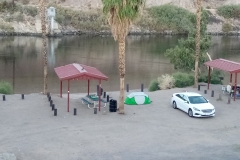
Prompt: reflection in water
<box><xmin>0</xmin><ymin>35</ymin><xmax>239</xmax><ymax>94</ymax></box>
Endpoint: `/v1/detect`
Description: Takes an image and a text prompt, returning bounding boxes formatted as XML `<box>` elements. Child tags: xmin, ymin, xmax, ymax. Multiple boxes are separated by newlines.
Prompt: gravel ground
<box><xmin>0</xmin><ymin>83</ymin><xmax>240</xmax><ymax>160</ymax></box>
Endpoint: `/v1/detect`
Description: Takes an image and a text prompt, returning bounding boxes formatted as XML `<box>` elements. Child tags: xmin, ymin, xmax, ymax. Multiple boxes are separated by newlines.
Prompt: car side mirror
<box><xmin>207</xmin><ymin>99</ymin><xmax>209</xmax><ymax>102</ymax></box>
<box><xmin>184</xmin><ymin>100</ymin><xmax>189</xmax><ymax>104</ymax></box>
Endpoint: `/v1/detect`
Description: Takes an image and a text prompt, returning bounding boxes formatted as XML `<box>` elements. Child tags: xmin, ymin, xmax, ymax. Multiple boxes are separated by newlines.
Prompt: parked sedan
<box><xmin>171</xmin><ymin>92</ymin><xmax>215</xmax><ymax>117</ymax></box>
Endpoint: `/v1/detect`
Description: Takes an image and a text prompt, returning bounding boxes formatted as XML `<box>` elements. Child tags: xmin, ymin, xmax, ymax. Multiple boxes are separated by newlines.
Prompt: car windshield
<box><xmin>188</xmin><ymin>96</ymin><xmax>208</xmax><ymax>104</ymax></box>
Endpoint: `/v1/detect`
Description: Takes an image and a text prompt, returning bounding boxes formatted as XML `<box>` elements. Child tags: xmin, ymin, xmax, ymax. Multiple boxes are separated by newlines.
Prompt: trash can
<box><xmin>109</xmin><ymin>99</ymin><xmax>117</xmax><ymax>112</ymax></box>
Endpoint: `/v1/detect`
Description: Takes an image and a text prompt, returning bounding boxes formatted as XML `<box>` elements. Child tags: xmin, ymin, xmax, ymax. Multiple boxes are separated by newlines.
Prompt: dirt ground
<box><xmin>0</xmin><ymin>83</ymin><xmax>240</xmax><ymax>160</ymax></box>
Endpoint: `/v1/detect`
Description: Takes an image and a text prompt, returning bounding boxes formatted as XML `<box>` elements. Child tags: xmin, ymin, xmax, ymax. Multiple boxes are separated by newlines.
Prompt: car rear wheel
<box><xmin>173</xmin><ymin>101</ymin><xmax>177</xmax><ymax>109</ymax></box>
<box><xmin>188</xmin><ymin>109</ymin><xmax>193</xmax><ymax>117</ymax></box>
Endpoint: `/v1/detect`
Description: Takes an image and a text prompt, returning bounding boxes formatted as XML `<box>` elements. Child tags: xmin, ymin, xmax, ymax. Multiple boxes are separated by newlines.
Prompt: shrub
<box><xmin>210</xmin><ymin>70</ymin><xmax>224</xmax><ymax>84</ymax></box>
<box><xmin>198</xmin><ymin>70</ymin><xmax>224</xmax><ymax>84</ymax></box>
<box><xmin>148</xmin><ymin>79</ymin><xmax>159</xmax><ymax>92</ymax></box>
<box><xmin>23</xmin><ymin>6</ymin><xmax>38</xmax><ymax>17</ymax></box>
<box><xmin>158</xmin><ymin>74</ymin><xmax>175</xmax><ymax>90</ymax></box>
<box><xmin>0</xmin><ymin>1</ymin><xmax>22</xmax><ymax>13</ymax></box>
<box><xmin>15</xmin><ymin>12</ymin><xmax>24</xmax><ymax>22</ymax></box>
<box><xmin>0</xmin><ymin>23</ymin><xmax>14</xmax><ymax>32</ymax></box>
<box><xmin>198</xmin><ymin>72</ymin><xmax>208</xmax><ymax>83</ymax></box>
<box><xmin>172</xmin><ymin>72</ymin><xmax>194</xmax><ymax>88</ymax></box>
<box><xmin>22</xmin><ymin>0</ymin><xmax>30</xmax><ymax>5</ymax></box>
<box><xmin>149</xmin><ymin>4</ymin><xmax>195</xmax><ymax>33</ymax></box>
<box><xmin>0</xmin><ymin>81</ymin><xmax>13</xmax><ymax>94</ymax></box>
<box><xmin>222</xmin><ymin>23</ymin><xmax>233</xmax><ymax>33</ymax></box>
<box><xmin>217</xmin><ymin>5</ymin><xmax>240</xmax><ymax>19</ymax></box>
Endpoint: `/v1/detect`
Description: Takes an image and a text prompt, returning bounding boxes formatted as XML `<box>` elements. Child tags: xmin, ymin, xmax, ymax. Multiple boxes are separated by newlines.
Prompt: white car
<box><xmin>171</xmin><ymin>92</ymin><xmax>215</xmax><ymax>117</ymax></box>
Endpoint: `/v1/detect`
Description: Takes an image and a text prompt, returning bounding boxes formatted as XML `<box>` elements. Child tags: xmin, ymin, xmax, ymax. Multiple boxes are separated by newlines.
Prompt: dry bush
<box><xmin>22</xmin><ymin>0</ymin><xmax>30</xmax><ymax>5</ymax></box>
<box><xmin>158</xmin><ymin>74</ymin><xmax>175</xmax><ymax>90</ymax></box>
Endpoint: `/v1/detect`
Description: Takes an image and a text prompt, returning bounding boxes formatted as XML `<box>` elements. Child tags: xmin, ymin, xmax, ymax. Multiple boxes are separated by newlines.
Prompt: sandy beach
<box><xmin>0</xmin><ymin>84</ymin><xmax>240</xmax><ymax>160</ymax></box>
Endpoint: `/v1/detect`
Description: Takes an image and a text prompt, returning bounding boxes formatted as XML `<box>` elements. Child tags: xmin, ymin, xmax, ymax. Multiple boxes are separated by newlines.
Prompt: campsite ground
<box><xmin>0</xmin><ymin>83</ymin><xmax>240</xmax><ymax>160</ymax></box>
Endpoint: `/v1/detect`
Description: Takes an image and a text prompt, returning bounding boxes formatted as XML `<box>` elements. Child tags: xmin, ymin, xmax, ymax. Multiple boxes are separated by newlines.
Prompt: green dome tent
<box><xmin>124</xmin><ymin>92</ymin><xmax>152</xmax><ymax>105</ymax></box>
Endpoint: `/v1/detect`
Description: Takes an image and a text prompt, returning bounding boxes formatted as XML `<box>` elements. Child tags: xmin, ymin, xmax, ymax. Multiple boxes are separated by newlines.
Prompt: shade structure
<box><xmin>54</xmin><ymin>63</ymin><xmax>108</xmax><ymax>81</ymax></box>
<box><xmin>54</xmin><ymin>63</ymin><xmax>108</xmax><ymax>112</ymax></box>
<box><xmin>204</xmin><ymin>58</ymin><xmax>240</xmax><ymax>101</ymax></box>
<box><xmin>125</xmin><ymin>92</ymin><xmax>152</xmax><ymax>105</ymax></box>
<box><xmin>204</xmin><ymin>58</ymin><xmax>240</xmax><ymax>74</ymax></box>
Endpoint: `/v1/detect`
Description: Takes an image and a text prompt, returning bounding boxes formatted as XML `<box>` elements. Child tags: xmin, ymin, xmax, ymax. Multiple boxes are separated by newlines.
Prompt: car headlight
<box><xmin>193</xmin><ymin>107</ymin><xmax>200</xmax><ymax>111</ymax></box>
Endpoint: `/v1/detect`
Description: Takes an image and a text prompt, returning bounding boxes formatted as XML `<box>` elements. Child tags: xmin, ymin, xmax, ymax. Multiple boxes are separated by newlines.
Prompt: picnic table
<box><xmin>81</xmin><ymin>94</ymin><xmax>107</xmax><ymax>109</ymax></box>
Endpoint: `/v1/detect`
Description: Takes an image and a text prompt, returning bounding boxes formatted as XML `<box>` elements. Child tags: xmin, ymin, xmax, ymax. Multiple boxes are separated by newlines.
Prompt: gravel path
<box><xmin>0</xmin><ymin>83</ymin><xmax>240</xmax><ymax>160</ymax></box>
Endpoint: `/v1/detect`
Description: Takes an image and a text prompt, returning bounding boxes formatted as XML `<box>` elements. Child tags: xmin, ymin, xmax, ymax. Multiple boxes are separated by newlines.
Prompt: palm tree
<box><xmin>102</xmin><ymin>0</ymin><xmax>144</xmax><ymax>113</ymax></box>
<box><xmin>40</xmin><ymin>0</ymin><xmax>48</xmax><ymax>94</ymax></box>
<box><xmin>194</xmin><ymin>0</ymin><xmax>202</xmax><ymax>88</ymax></box>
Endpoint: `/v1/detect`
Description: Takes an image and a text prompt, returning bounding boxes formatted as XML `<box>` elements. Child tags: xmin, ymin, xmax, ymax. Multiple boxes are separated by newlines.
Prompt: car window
<box><xmin>176</xmin><ymin>94</ymin><xmax>185</xmax><ymax>101</ymax></box>
<box><xmin>182</xmin><ymin>95</ymin><xmax>188</xmax><ymax>101</ymax></box>
<box><xmin>176</xmin><ymin>94</ymin><xmax>182</xmax><ymax>99</ymax></box>
<box><xmin>188</xmin><ymin>96</ymin><xmax>208</xmax><ymax>104</ymax></box>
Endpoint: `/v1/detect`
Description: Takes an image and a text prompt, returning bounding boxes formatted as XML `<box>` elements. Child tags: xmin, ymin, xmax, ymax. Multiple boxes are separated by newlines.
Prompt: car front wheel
<box><xmin>173</xmin><ymin>101</ymin><xmax>177</xmax><ymax>109</ymax></box>
<box><xmin>188</xmin><ymin>109</ymin><xmax>193</xmax><ymax>117</ymax></box>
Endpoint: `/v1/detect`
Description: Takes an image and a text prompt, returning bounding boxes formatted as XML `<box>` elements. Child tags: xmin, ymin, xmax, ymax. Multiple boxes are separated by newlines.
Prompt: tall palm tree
<box><xmin>194</xmin><ymin>0</ymin><xmax>202</xmax><ymax>88</ymax></box>
<box><xmin>102</xmin><ymin>0</ymin><xmax>144</xmax><ymax>113</ymax></box>
<box><xmin>40</xmin><ymin>0</ymin><xmax>48</xmax><ymax>94</ymax></box>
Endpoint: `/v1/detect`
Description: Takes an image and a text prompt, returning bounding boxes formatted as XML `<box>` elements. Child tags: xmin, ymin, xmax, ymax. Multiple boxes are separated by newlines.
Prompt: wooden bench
<box><xmin>81</xmin><ymin>98</ymin><xmax>94</xmax><ymax>109</ymax></box>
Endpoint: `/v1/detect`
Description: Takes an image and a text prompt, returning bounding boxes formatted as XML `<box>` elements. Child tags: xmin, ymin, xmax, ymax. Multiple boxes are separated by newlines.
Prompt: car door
<box><xmin>181</xmin><ymin>94</ymin><xmax>189</xmax><ymax>112</ymax></box>
<box><xmin>175</xmin><ymin>94</ymin><xmax>185</xmax><ymax>111</ymax></box>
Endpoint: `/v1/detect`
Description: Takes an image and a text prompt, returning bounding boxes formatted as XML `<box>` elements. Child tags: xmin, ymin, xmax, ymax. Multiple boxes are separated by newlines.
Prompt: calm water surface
<box><xmin>0</xmin><ymin>35</ymin><xmax>240</xmax><ymax>94</ymax></box>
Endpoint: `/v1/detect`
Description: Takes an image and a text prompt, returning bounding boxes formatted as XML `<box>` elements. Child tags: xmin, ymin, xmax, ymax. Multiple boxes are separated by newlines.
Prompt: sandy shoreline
<box><xmin>0</xmin><ymin>84</ymin><xmax>240</xmax><ymax>160</ymax></box>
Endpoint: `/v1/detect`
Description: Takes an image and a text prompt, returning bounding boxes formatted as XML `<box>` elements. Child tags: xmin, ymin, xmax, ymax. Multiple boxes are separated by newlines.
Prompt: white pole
<box><xmin>51</xmin><ymin>16</ymin><xmax>54</xmax><ymax>34</ymax></box>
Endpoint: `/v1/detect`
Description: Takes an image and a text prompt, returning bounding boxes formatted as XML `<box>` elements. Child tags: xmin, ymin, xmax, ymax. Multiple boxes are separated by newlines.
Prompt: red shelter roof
<box><xmin>54</xmin><ymin>63</ymin><xmax>108</xmax><ymax>81</ymax></box>
<box><xmin>204</xmin><ymin>58</ymin><xmax>240</xmax><ymax>74</ymax></box>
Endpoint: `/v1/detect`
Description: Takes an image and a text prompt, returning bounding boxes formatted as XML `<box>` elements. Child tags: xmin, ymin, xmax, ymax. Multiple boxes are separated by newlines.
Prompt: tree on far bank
<box><xmin>165</xmin><ymin>6</ymin><xmax>211</xmax><ymax>77</ymax></box>
<box><xmin>102</xmin><ymin>0</ymin><xmax>145</xmax><ymax>114</ymax></box>
<box><xmin>40</xmin><ymin>0</ymin><xmax>48</xmax><ymax>94</ymax></box>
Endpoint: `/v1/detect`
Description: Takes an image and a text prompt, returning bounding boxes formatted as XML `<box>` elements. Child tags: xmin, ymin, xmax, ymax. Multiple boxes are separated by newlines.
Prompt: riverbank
<box><xmin>0</xmin><ymin>83</ymin><xmax>240</xmax><ymax>160</ymax></box>
<box><xmin>1</xmin><ymin>30</ymin><xmax>240</xmax><ymax>37</ymax></box>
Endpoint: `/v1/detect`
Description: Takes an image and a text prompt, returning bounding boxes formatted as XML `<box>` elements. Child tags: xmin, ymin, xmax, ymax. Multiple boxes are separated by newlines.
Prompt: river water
<box><xmin>0</xmin><ymin>35</ymin><xmax>240</xmax><ymax>94</ymax></box>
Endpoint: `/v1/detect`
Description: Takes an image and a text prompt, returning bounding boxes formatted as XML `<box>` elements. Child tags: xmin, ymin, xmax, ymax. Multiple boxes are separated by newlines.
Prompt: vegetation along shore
<box><xmin>0</xmin><ymin>0</ymin><xmax>240</xmax><ymax>36</ymax></box>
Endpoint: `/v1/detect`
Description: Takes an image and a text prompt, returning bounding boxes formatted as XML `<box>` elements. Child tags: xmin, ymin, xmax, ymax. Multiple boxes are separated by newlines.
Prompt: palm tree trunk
<box><xmin>118</xmin><ymin>39</ymin><xmax>125</xmax><ymax>114</ymax></box>
<box><xmin>194</xmin><ymin>0</ymin><xmax>202</xmax><ymax>88</ymax></box>
<box><xmin>40</xmin><ymin>0</ymin><xmax>48</xmax><ymax>94</ymax></box>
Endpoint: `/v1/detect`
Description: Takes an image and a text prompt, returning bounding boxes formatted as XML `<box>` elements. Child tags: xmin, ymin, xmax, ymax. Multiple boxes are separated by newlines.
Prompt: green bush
<box><xmin>0</xmin><ymin>81</ymin><xmax>13</xmax><ymax>94</ymax></box>
<box><xmin>217</xmin><ymin>5</ymin><xmax>240</xmax><ymax>19</ymax></box>
<box><xmin>172</xmin><ymin>72</ymin><xmax>194</xmax><ymax>88</ymax></box>
<box><xmin>148</xmin><ymin>79</ymin><xmax>159</xmax><ymax>92</ymax></box>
